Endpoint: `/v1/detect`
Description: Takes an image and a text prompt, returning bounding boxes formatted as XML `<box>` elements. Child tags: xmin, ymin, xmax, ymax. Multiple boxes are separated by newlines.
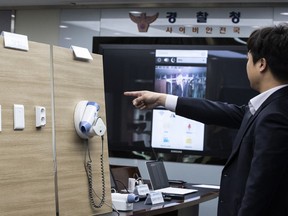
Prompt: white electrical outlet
<box><xmin>35</xmin><ymin>106</ymin><xmax>46</xmax><ymax>128</ymax></box>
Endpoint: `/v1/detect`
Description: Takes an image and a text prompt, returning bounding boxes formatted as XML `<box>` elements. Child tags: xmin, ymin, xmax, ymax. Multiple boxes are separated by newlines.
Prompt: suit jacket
<box><xmin>175</xmin><ymin>86</ymin><xmax>288</xmax><ymax>216</ymax></box>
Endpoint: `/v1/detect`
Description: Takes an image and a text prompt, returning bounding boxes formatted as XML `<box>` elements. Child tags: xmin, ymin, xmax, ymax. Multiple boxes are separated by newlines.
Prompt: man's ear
<box><xmin>259</xmin><ymin>58</ymin><xmax>268</xmax><ymax>72</ymax></box>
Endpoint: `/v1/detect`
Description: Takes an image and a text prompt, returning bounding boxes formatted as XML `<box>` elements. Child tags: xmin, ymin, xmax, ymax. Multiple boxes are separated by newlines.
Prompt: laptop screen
<box><xmin>146</xmin><ymin>161</ymin><xmax>170</xmax><ymax>190</ymax></box>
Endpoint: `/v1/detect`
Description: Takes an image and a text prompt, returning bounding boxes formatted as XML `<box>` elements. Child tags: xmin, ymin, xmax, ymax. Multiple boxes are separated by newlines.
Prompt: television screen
<box><xmin>93</xmin><ymin>37</ymin><xmax>258</xmax><ymax>164</ymax></box>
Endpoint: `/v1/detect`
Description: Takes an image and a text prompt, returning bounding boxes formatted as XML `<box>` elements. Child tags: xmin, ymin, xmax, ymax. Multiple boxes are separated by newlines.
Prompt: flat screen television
<box><xmin>93</xmin><ymin>37</ymin><xmax>258</xmax><ymax>164</ymax></box>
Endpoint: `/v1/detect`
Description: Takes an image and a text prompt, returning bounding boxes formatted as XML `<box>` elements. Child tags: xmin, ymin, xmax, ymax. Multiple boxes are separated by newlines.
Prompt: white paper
<box><xmin>146</xmin><ymin>191</ymin><xmax>164</xmax><ymax>205</ymax></box>
<box><xmin>135</xmin><ymin>184</ymin><xmax>150</xmax><ymax>196</ymax></box>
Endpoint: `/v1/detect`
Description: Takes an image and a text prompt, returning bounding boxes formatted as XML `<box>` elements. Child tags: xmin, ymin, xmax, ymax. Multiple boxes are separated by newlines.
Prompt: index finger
<box><xmin>123</xmin><ymin>91</ymin><xmax>143</xmax><ymax>97</ymax></box>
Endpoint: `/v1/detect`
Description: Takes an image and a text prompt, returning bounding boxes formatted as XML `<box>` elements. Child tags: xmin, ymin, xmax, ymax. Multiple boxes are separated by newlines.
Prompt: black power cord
<box><xmin>84</xmin><ymin>137</ymin><xmax>105</xmax><ymax>209</ymax></box>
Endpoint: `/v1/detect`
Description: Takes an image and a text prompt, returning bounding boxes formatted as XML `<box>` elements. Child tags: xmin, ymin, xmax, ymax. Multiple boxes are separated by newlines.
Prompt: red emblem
<box><xmin>129</xmin><ymin>12</ymin><xmax>159</xmax><ymax>32</ymax></box>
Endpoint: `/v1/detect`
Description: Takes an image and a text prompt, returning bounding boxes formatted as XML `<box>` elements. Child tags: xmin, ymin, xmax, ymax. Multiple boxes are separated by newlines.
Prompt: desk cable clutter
<box><xmin>111</xmin><ymin>176</ymin><xmax>149</xmax><ymax>211</ymax></box>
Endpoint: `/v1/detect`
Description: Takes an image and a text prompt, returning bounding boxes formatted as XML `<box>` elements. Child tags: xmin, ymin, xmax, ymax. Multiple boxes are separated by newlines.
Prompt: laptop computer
<box><xmin>146</xmin><ymin>160</ymin><xmax>197</xmax><ymax>197</ymax></box>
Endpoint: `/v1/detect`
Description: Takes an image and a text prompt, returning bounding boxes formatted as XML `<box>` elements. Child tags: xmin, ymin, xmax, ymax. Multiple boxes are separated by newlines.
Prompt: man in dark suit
<box><xmin>124</xmin><ymin>24</ymin><xmax>288</xmax><ymax>216</ymax></box>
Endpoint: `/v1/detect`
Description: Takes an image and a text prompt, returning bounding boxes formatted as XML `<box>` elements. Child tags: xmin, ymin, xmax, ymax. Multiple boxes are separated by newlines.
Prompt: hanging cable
<box><xmin>84</xmin><ymin>137</ymin><xmax>105</xmax><ymax>209</ymax></box>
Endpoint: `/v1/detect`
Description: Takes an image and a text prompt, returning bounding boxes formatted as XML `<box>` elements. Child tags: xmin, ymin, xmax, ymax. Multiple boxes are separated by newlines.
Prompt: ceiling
<box><xmin>2</xmin><ymin>0</ymin><xmax>288</xmax><ymax>9</ymax></box>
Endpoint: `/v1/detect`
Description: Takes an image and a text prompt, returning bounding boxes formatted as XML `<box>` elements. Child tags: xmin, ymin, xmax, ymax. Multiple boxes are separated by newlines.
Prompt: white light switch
<box><xmin>14</xmin><ymin>104</ymin><xmax>25</xmax><ymax>130</ymax></box>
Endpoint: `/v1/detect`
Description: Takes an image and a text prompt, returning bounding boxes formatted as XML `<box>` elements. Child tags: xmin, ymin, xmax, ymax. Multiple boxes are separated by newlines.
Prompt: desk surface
<box><xmin>102</xmin><ymin>185</ymin><xmax>219</xmax><ymax>216</ymax></box>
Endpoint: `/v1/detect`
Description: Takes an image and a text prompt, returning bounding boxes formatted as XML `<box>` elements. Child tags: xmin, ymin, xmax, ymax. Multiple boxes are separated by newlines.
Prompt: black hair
<box><xmin>247</xmin><ymin>23</ymin><xmax>288</xmax><ymax>82</ymax></box>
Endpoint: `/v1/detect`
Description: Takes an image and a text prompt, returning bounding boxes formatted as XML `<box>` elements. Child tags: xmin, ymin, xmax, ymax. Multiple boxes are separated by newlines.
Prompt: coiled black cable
<box><xmin>84</xmin><ymin>136</ymin><xmax>105</xmax><ymax>209</ymax></box>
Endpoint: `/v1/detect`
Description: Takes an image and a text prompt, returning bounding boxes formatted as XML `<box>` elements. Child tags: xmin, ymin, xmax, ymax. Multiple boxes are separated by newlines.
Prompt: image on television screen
<box><xmin>152</xmin><ymin>49</ymin><xmax>207</xmax><ymax>152</ymax></box>
<box><xmin>151</xmin><ymin>109</ymin><xmax>205</xmax><ymax>151</ymax></box>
